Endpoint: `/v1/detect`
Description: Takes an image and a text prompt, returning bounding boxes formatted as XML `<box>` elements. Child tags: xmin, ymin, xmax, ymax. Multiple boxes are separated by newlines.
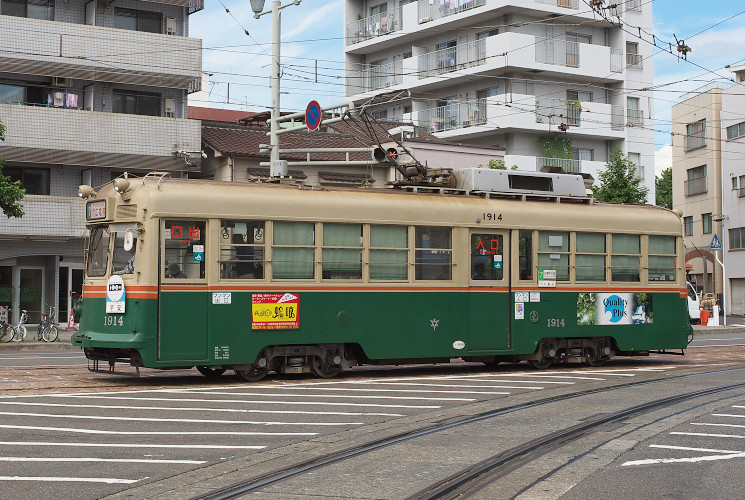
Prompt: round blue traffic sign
<box><xmin>306</xmin><ymin>100</ymin><xmax>322</xmax><ymax>131</ymax></box>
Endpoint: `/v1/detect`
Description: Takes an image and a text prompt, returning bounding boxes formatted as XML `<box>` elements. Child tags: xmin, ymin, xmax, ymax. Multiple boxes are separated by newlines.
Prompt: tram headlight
<box><xmin>78</xmin><ymin>185</ymin><xmax>96</xmax><ymax>199</ymax></box>
<box><xmin>113</xmin><ymin>178</ymin><xmax>130</xmax><ymax>194</ymax></box>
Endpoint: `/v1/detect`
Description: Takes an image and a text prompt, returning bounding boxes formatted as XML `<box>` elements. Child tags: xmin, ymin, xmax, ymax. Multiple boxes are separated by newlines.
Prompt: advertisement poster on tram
<box><xmin>577</xmin><ymin>292</ymin><xmax>653</xmax><ymax>326</ymax></box>
<box><xmin>252</xmin><ymin>293</ymin><xmax>300</xmax><ymax>329</ymax></box>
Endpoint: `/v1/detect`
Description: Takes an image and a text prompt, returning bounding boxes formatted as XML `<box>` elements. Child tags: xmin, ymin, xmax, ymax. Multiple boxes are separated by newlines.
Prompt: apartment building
<box><xmin>343</xmin><ymin>0</ymin><xmax>655</xmax><ymax>193</ymax></box>
<box><xmin>0</xmin><ymin>0</ymin><xmax>203</xmax><ymax>325</ymax></box>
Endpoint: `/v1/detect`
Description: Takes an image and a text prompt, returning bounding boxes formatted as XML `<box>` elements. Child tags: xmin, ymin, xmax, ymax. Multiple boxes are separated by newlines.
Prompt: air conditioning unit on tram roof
<box><xmin>454</xmin><ymin>168</ymin><xmax>587</xmax><ymax>198</ymax></box>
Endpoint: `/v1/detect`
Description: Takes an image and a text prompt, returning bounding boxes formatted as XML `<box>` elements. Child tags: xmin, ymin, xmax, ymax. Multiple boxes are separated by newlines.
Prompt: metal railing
<box><xmin>418</xmin><ymin>39</ymin><xmax>485</xmax><ymax>78</ymax></box>
<box><xmin>536</xmin><ymin>157</ymin><xmax>581</xmax><ymax>173</ymax></box>
<box><xmin>626</xmin><ymin>53</ymin><xmax>643</xmax><ymax>68</ymax></box>
<box><xmin>346</xmin><ymin>7</ymin><xmax>402</xmax><ymax>45</ymax></box>
<box><xmin>739</xmin><ymin>187</ymin><xmax>745</xmax><ymax>198</ymax></box>
<box><xmin>417</xmin><ymin>0</ymin><xmax>485</xmax><ymax>24</ymax></box>
<box><xmin>536</xmin><ymin>37</ymin><xmax>579</xmax><ymax>68</ymax></box>
<box><xmin>347</xmin><ymin>60</ymin><xmax>403</xmax><ymax>94</ymax></box>
<box><xmin>611</xmin><ymin>105</ymin><xmax>625</xmax><ymax>130</ymax></box>
<box><xmin>627</xmin><ymin>108</ymin><xmax>643</xmax><ymax>126</ymax></box>
<box><xmin>418</xmin><ymin>99</ymin><xmax>487</xmax><ymax>133</ymax></box>
<box><xmin>611</xmin><ymin>48</ymin><xmax>623</xmax><ymax>72</ymax></box>
<box><xmin>685</xmin><ymin>131</ymin><xmax>706</xmax><ymax>151</ymax></box>
<box><xmin>535</xmin><ymin>0</ymin><xmax>579</xmax><ymax>8</ymax></box>
<box><xmin>685</xmin><ymin>177</ymin><xmax>708</xmax><ymax>196</ymax></box>
<box><xmin>535</xmin><ymin>98</ymin><xmax>581</xmax><ymax>126</ymax></box>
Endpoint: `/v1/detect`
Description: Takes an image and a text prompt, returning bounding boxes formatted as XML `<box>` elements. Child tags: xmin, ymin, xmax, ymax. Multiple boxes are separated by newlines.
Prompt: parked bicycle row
<box><xmin>0</xmin><ymin>306</ymin><xmax>59</xmax><ymax>343</ymax></box>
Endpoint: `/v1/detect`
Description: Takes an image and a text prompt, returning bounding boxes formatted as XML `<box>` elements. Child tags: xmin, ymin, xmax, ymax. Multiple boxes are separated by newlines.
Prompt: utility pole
<box><xmin>250</xmin><ymin>0</ymin><xmax>302</xmax><ymax>176</ymax></box>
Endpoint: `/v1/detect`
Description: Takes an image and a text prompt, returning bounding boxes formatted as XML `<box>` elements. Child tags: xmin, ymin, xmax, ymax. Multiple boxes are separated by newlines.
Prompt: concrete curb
<box><xmin>0</xmin><ymin>331</ymin><xmax>80</xmax><ymax>352</ymax></box>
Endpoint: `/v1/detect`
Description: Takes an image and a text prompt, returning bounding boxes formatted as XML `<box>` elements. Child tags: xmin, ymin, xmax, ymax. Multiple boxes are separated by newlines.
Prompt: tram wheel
<box><xmin>235</xmin><ymin>367</ymin><xmax>267</xmax><ymax>382</ymax></box>
<box><xmin>197</xmin><ymin>366</ymin><xmax>226</xmax><ymax>378</ymax></box>
<box><xmin>310</xmin><ymin>357</ymin><xmax>341</xmax><ymax>379</ymax></box>
<box><xmin>585</xmin><ymin>349</ymin><xmax>607</xmax><ymax>367</ymax></box>
<box><xmin>528</xmin><ymin>358</ymin><xmax>553</xmax><ymax>370</ymax></box>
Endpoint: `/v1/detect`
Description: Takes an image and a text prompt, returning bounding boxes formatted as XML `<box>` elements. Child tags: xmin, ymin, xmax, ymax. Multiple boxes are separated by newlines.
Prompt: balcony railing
<box><xmin>418</xmin><ymin>39</ymin><xmax>485</xmax><ymax>78</ymax></box>
<box><xmin>348</xmin><ymin>60</ymin><xmax>403</xmax><ymax>94</ymax></box>
<box><xmin>739</xmin><ymin>187</ymin><xmax>745</xmax><ymax>198</ymax></box>
<box><xmin>346</xmin><ymin>7</ymin><xmax>402</xmax><ymax>45</ymax></box>
<box><xmin>685</xmin><ymin>177</ymin><xmax>708</xmax><ymax>196</ymax></box>
<box><xmin>535</xmin><ymin>98</ymin><xmax>581</xmax><ymax>126</ymax></box>
<box><xmin>535</xmin><ymin>38</ymin><xmax>580</xmax><ymax>68</ymax></box>
<box><xmin>536</xmin><ymin>157</ymin><xmax>581</xmax><ymax>173</ymax></box>
<box><xmin>535</xmin><ymin>0</ymin><xmax>579</xmax><ymax>8</ymax></box>
<box><xmin>611</xmin><ymin>105</ymin><xmax>625</xmax><ymax>130</ymax></box>
<box><xmin>417</xmin><ymin>0</ymin><xmax>485</xmax><ymax>24</ymax></box>
<box><xmin>685</xmin><ymin>131</ymin><xmax>706</xmax><ymax>151</ymax></box>
<box><xmin>627</xmin><ymin>108</ymin><xmax>643</xmax><ymax>126</ymax></box>
<box><xmin>418</xmin><ymin>100</ymin><xmax>487</xmax><ymax>133</ymax></box>
<box><xmin>626</xmin><ymin>53</ymin><xmax>643</xmax><ymax>68</ymax></box>
<box><xmin>611</xmin><ymin>48</ymin><xmax>624</xmax><ymax>72</ymax></box>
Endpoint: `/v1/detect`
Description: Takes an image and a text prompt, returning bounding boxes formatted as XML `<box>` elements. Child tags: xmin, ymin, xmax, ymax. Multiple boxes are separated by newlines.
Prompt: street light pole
<box><xmin>251</xmin><ymin>0</ymin><xmax>302</xmax><ymax>176</ymax></box>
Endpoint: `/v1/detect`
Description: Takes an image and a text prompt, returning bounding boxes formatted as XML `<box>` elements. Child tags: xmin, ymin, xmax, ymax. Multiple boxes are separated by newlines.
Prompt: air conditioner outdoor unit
<box><xmin>164</xmin><ymin>98</ymin><xmax>176</xmax><ymax>115</ymax></box>
<box><xmin>52</xmin><ymin>77</ymin><xmax>71</xmax><ymax>87</ymax></box>
<box><xmin>166</xmin><ymin>17</ymin><xmax>176</xmax><ymax>35</ymax></box>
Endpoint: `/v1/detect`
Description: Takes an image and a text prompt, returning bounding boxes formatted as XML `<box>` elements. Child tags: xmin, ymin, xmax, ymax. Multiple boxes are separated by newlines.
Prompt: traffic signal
<box><xmin>386</xmin><ymin>147</ymin><xmax>398</xmax><ymax>160</ymax></box>
<box><xmin>372</xmin><ymin>147</ymin><xmax>400</xmax><ymax>162</ymax></box>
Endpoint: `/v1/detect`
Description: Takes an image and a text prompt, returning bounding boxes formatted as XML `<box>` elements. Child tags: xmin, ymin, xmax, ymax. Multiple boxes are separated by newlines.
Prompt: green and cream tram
<box><xmin>72</xmin><ymin>170</ymin><xmax>692</xmax><ymax>380</ymax></box>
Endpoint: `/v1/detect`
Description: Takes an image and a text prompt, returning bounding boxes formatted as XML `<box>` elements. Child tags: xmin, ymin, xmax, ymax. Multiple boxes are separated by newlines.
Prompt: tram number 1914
<box><xmin>482</xmin><ymin>212</ymin><xmax>502</xmax><ymax>221</ymax></box>
<box><xmin>104</xmin><ymin>315</ymin><xmax>124</xmax><ymax>326</ymax></box>
<box><xmin>547</xmin><ymin>318</ymin><xmax>565</xmax><ymax>328</ymax></box>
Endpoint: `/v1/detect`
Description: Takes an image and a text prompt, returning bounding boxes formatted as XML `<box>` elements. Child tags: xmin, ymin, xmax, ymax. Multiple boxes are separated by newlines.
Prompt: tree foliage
<box><xmin>655</xmin><ymin>166</ymin><xmax>672</xmax><ymax>209</ymax></box>
<box><xmin>0</xmin><ymin>120</ymin><xmax>25</xmax><ymax>218</ymax></box>
<box><xmin>592</xmin><ymin>146</ymin><xmax>649</xmax><ymax>204</ymax></box>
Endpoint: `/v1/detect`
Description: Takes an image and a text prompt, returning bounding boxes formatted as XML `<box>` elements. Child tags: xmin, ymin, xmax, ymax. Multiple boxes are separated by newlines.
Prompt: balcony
<box><xmin>627</xmin><ymin>109</ymin><xmax>644</xmax><ymax>127</ymax></box>
<box><xmin>685</xmin><ymin>131</ymin><xmax>706</xmax><ymax>151</ymax></box>
<box><xmin>685</xmin><ymin>177</ymin><xmax>708</xmax><ymax>196</ymax></box>
<box><xmin>417</xmin><ymin>0</ymin><xmax>486</xmax><ymax>24</ymax></box>
<box><xmin>418</xmin><ymin>40</ymin><xmax>486</xmax><ymax>79</ymax></box>
<box><xmin>611</xmin><ymin>48</ymin><xmax>624</xmax><ymax>72</ymax></box>
<box><xmin>535</xmin><ymin>38</ymin><xmax>580</xmax><ymax>68</ymax></box>
<box><xmin>0</xmin><ymin>103</ymin><xmax>200</xmax><ymax>170</ymax></box>
<box><xmin>417</xmin><ymin>100</ymin><xmax>487</xmax><ymax>133</ymax></box>
<box><xmin>626</xmin><ymin>53</ymin><xmax>643</xmax><ymax>69</ymax></box>
<box><xmin>347</xmin><ymin>60</ymin><xmax>403</xmax><ymax>94</ymax></box>
<box><xmin>536</xmin><ymin>157</ymin><xmax>581</xmax><ymax>173</ymax></box>
<box><xmin>346</xmin><ymin>8</ymin><xmax>403</xmax><ymax>45</ymax></box>
<box><xmin>0</xmin><ymin>16</ymin><xmax>201</xmax><ymax>89</ymax></box>
<box><xmin>611</xmin><ymin>105</ymin><xmax>625</xmax><ymax>130</ymax></box>
<box><xmin>535</xmin><ymin>98</ymin><xmax>581</xmax><ymax>127</ymax></box>
<box><xmin>0</xmin><ymin>195</ymin><xmax>86</xmax><ymax>239</ymax></box>
<box><xmin>535</xmin><ymin>0</ymin><xmax>579</xmax><ymax>8</ymax></box>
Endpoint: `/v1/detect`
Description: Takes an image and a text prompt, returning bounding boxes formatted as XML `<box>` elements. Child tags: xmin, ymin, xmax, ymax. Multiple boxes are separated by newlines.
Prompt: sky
<box><xmin>189</xmin><ymin>0</ymin><xmax>745</xmax><ymax>158</ymax></box>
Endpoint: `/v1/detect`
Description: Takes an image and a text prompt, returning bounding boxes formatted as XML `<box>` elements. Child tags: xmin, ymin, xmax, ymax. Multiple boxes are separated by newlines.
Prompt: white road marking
<box><xmin>390</xmin><ymin>379</ymin><xmax>574</xmax><ymax>385</ymax></box>
<box><xmin>0</xmin><ymin>425</ymin><xmax>317</xmax><ymax>436</ymax></box>
<box><xmin>712</xmin><ymin>413</ymin><xmax>745</xmax><ymax>419</ymax></box>
<box><xmin>0</xmin><ymin>356</ymin><xmax>85</xmax><ymax>360</ymax></box>
<box><xmin>0</xmin><ymin>401</ymin><xmax>404</xmax><ymax>417</ymax></box>
<box><xmin>0</xmin><ymin>442</ymin><xmax>265</xmax><ymax>450</ymax></box>
<box><xmin>691</xmin><ymin>423</ymin><xmax>745</xmax><ymax>430</ymax></box>
<box><xmin>670</xmin><ymin>432</ymin><xmax>745</xmax><ymax>439</ymax></box>
<box><xmin>622</xmin><ymin>444</ymin><xmax>745</xmax><ymax>466</ymax></box>
<box><xmin>220</xmin><ymin>385</ymin><xmax>514</xmax><ymax>394</ymax></box>
<box><xmin>366</xmin><ymin>382</ymin><xmax>536</xmax><ymax>391</ymax></box>
<box><xmin>165</xmin><ymin>390</ymin><xmax>475</xmax><ymax>402</ymax></box>
<box><xmin>650</xmin><ymin>444</ymin><xmax>743</xmax><ymax>454</ymax></box>
<box><xmin>0</xmin><ymin>476</ymin><xmax>140</xmax><ymax>484</ymax></box>
<box><xmin>63</xmin><ymin>395</ymin><xmax>442</xmax><ymax>409</ymax></box>
<box><xmin>0</xmin><ymin>457</ymin><xmax>206</xmax><ymax>464</ymax></box>
<box><xmin>690</xmin><ymin>337</ymin><xmax>745</xmax><ymax>341</ymax></box>
<box><xmin>689</xmin><ymin>344</ymin><xmax>745</xmax><ymax>348</ymax></box>
<box><xmin>0</xmin><ymin>411</ymin><xmax>363</xmax><ymax>426</ymax></box>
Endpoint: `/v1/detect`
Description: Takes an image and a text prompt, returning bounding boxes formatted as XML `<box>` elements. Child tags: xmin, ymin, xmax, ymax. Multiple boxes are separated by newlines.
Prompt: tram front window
<box><xmin>85</xmin><ymin>226</ymin><xmax>110</xmax><ymax>277</ymax></box>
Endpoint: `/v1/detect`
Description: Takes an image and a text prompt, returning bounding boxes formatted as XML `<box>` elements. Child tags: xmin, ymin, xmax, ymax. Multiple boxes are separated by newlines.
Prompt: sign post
<box><xmin>710</xmin><ymin>234</ymin><xmax>726</xmax><ymax>326</ymax></box>
<box><xmin>305</xmin><ymin>100</ymin><xmax>322</xmax><ymax>131</ymax></box>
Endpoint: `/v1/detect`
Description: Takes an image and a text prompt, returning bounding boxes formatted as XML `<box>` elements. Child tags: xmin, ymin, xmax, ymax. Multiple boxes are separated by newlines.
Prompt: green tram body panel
<box><xmin>74</xmin><ymin>289</ymin><xmax>690</xmax><ymax>368</ymax></box>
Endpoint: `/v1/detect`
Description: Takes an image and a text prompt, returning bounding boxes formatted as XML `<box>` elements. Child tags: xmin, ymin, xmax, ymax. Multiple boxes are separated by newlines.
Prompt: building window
<box><xmin>371</xmin><ymin>109</ymin><xmax>388</xmax><ymax>120</ymax></box>
<box><xmin>415</xmin><ymin>226</ymin><xmax>452</xmax><ymax>280</ymax></box>
<box><xmin>611</xmin><ymin>234</ymin><xmax>640</xmax><ymax>282</ymax></box>
<box><xmin>648</xmin><ymin>235</ymin><xmax>676</xmax><ymax>281</ymax></box>
<box><xmin>685</xmin><ymin>119</ymin><xmax>706</xmax><ymax>151</ymax></box>
<box><xmin>702</xmin><ymin>213</ymin><xmax>712</xmax><ymax>235</ymax></box>
<box><xmin>3</xmin><ymin>166</ymin><xmax>50</xmax><ymax>195</ymax></box>
<box><xmin>1</xmin><ymin>0</ymin><xmax>53</xmax><ymax>20</ymax></box>
<box><xmin>476</xmin><ymin>29</ymin><xmax>498</xmax><ymax>39</ymax></box>
<box><xmin>477</xmin><ymin>86</ymin><xmax>499</xmax><ymax>99</ymax></box>
<box><xmin>112</xmin><ymin>91</ymin><xmax>160</xmax><ymax>116</ymax></box>
<box><xmin>626</xmin><ymin>42</ymin><xmax>642</xmax><ymax>68</ymax></box>
<box><xmin>683</xmin><ymin>216</ymin><xmax>693</xmax><ymax>236</ymax></box>
<box><xmin>733</xmin><ymin>177</ymin><xmax>739</xmax><ymax>190</ymax></box>
<box><xmin>537</xmin><ymin>231</ymin><xmax>570</xmax><ymax>281</ymax></box>
<box><xmin>572</xmin><ymin>148</ymin><xmax>593</xmax><ymax>161</ymax></box>
<box><xmin>575</xmin><ymin>232</ymin><xmax>605</xmax><ymax>281</ymax></box>
<box><xmin>370</xmin><ymin>225</ymin><xmax>407</xmax><ymax>280</ymax></box>
<box><xmin>685</xmin><ymin>165</ymin><xmax>707</xmax><ymax>196</ymax></box>
<box><xmin>726</xmin><ymin>121</ymin><xmax>745</xmax><ymax>140</ymax></box>
<box><xmin>627</xmin><ymin>97</ymin><xmax>642</xmax><ymax>126</ymax></box>
<box><xmin>114</xmin><ymin>8</ymin><xmax>162</xmax><ymax>33</ymax></box>
<box><xmin>730</xmin><ymin>227</ymin><xmax>745</xmax><ymax>250</ymax></box>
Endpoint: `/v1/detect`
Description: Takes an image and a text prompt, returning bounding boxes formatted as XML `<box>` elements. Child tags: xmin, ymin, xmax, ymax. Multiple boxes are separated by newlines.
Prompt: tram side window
<box><xmin>219</xmin><ymin>220</ymin><xmax>265</xmax><ymax>279</ymax></box>
<box><xmin>415</xmin><ymin>226</ymin><xmax>452</xmax><ymax>280</ymax></box>
<box><xmin>273</xmin><ymin>222</ymin><xmax>315</xmax><ymax>279</ymax></box>
<box><xmin>611</xmin><ymin>234</ymin><xmax>640</xmax><ymax>282</ymax></box>
<box><xmin>518</xmin><ymin>230</ymin><xmax>533</xmax><ymax>280</ymax></box>
<box><xmin>470</xmin><ymin>233</ymin><xmax>504</xmax><ymax>280</ymax></box>
<box><xmin>537</xmin><ymin>231</ymin><xmax>569</xmax><ymax>281</ymax></box>
<box><xmin>86</xmin><ymin>227</ymin><xmax>110</xmax><ymax>277</ymax></box>
<box><xmin>322</xmin><ymin>223</ymin><xmax>362</xmax><ymax>280</ymax></box>
<box><xmin>370</xmin><ymin>225</ymin><xmax>408</xmax><ymax>280</ymax></box>
<box><xmin>112</xmin><ymin>232</ymin><xmax>136</xmax><ymax>275</ymax></box>
<box><xmin>576</xmin><ymin>233</ymin><xmax>606</xmax><ymax>281</ymax></box>
<box><xmin>164</xmin><ymin>220</ymin><xmax>206</xmax><ymax>280</ymax></box>
<box><xmin>648</xmin><ymin>235</ymin><xmax>676</xmax><ymax>281</ymax></box>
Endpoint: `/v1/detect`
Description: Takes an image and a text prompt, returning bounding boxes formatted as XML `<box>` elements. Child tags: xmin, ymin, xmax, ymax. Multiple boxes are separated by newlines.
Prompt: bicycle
<box><xmin>10</xmin><ymin>309</ymin><xmax>28</xmax><ymax>342</ymax></box>
<box><xmin>38</xmin><ymin>306</ymin><xmax>59</xmax><ymax>342</ymax></box>
<box><xmin>0</xmin><ymin>314</ymin><xmax>12</xmax><ymax>343</ymax></box>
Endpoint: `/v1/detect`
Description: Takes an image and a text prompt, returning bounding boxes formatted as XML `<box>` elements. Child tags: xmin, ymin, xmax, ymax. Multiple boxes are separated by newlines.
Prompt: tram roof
<box><xmin>97</xmin><ymin>176</ymin><xmax>681</xmax><ymax>236</ymax></box>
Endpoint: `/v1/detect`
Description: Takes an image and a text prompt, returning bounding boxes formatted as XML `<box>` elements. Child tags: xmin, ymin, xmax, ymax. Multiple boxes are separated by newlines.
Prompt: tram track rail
<box><xmin>192</xmin><ymin>367</ymin><xmax>745</xmax><ymax>500</ymax></box>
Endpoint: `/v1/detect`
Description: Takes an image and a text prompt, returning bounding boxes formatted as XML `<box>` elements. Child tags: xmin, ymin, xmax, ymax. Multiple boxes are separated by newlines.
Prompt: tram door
<box><xmin>468</xmin><ymin>231</ymin><xmax>510</xmax><ymax>351</ymax></box>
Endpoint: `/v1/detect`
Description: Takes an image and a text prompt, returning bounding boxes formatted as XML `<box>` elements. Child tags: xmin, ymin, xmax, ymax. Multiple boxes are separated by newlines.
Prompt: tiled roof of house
<box><xmin>188</xmin><ymin>106</ymin><xmax>256</xmax><ymax>122</ymax></box>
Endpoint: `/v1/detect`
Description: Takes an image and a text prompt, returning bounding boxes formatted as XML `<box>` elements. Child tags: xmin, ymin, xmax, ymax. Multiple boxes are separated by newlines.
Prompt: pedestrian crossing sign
<box><xmin>710</xmin><ymin>234</ymin><xmax>722</xmax><ymax>251</ymax></box>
